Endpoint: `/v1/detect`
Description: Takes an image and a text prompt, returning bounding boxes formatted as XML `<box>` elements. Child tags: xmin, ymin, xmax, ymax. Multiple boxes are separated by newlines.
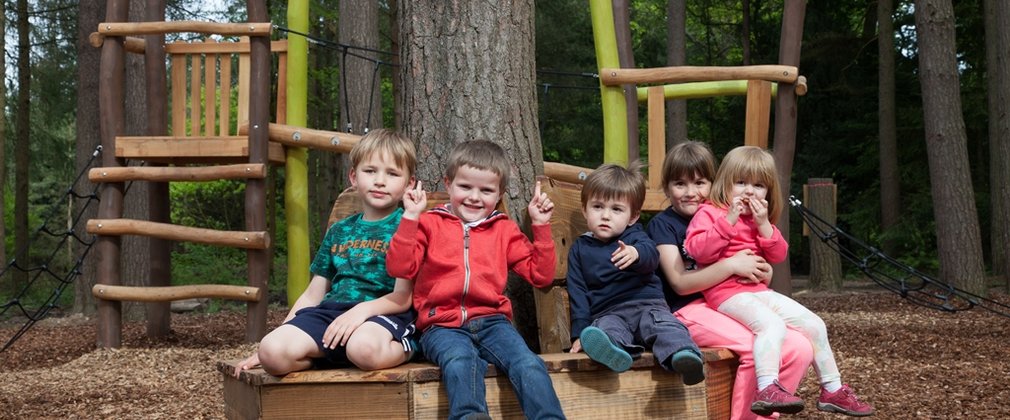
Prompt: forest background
<box><xmin>1</xmin><ymin>0</ymin><xmax>1006</xmax><ymax>324</ymax></box>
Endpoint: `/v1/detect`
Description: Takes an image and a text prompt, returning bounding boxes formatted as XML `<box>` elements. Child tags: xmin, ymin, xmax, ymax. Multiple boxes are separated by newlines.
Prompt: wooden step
<box><xmin>218</xmin><ymin>349</ymin><xmax>737</xmax><ymax>420</ymax></box>
<box><xmin>87</xmin><ymin>219</ymin><xmax>269</xmax><ymax>249</ymax></box>
<box><xmin>88</xmin><ymin>163</ymin><xmax>267</xmax><ymax>183</ymax></box>
<box><xmin>114</xmin><ymin>136</ymin><xmax>285</xmax><ymax>165</ymax></box>
<box><xmin>93</xmin><ymin>284</ymin><xmax>262</xmax><ymax>302</ymax></box>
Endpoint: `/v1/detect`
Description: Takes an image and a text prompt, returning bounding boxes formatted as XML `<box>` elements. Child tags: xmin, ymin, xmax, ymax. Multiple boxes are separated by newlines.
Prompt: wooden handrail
<box><xmin>87</xmin><ymin>219</ymin><xmax>270</xmax><ymax>250</ymax></box>
<box><xmin>600</xmin><ymin>65</ymin><xmax>798</xmax><ymax>86</ymax></box>
<box><xmin>544</xmin><ymin>162</ymin><xmax>593</xmax><ymax>185</ymax></box>
<box><xmin>89</xmin><ymin>32</ymin><xmax>146</xmax><ymax>53</ymax></box>
<box><xmin>97</xmin><ymin>21</ymin><xmax>272</xmax><ymax>37</ymax></box>
<box><xmin>242</xmin><ymin>123</ymin><xmax>362</xmax><ymax>154</ymax></box>
<box><xmin>89</xmin><ymin>164</ymin><xmax>267</xmax><ymax>183</ymax></box>
<box><xmin>93</xmin><ymin>284</ymin><xmax>262</xmax><ymax>302</ymax></box>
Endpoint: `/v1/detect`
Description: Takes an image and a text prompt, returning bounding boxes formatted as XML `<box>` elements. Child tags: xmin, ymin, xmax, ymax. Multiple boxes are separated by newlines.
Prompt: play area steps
<box><xmin>218</xmin><ymin>348</ymin><xmax>737</xmax><ymax>420</ymax></box>
<box><xmin>113</xmin><ymin>136</ymin><xmax>286</xmax><ymax>165</ymax></box>
<box><xmin>87</xmin><ymin>218</ymin><xmax>270</xmax><ymax>249</ymax></box>
<box><xmin>88</xmin><ymin>163</ymin><xmax>267</xmax><ymax>182</ymax></box>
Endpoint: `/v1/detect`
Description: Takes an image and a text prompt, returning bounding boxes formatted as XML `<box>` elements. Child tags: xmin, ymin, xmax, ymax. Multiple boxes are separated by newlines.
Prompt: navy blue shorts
<box><xmin>286</xmin><ymin>300</ymin><xmax>418</xmax><ymax>369</ymax></box>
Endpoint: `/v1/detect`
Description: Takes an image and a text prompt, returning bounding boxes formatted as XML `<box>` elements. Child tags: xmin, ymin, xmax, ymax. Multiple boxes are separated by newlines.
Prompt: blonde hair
<box><xmin>661</xmin><ymin>141</ymin><xmax>717</xmax><ymax>191</ymax></box>
<box><xmin>709</xmin><ymin>146</ymin><xmax>783</xmax><ymax>223</ymax></box>
<box><xmin>349</xmin><ymin>129</ymin><xmax>417</xmax><ymax>179</ymax></box>
<box><xmin>581</xmin><ymin>161</ymin><xmax>646</xmax><ymax>216</ymax></box>
<box><xmin>444</xmin><ymin>140</ymin><xmax>511</xmax><ymax>191</ymax></box>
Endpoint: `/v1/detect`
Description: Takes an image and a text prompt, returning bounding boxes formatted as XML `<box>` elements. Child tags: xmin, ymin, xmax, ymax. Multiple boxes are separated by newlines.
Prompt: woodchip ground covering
<box><xmin>1</xmin><ymin>286</ymin><xmax>1008</xmax><ymax>419</ymax></box>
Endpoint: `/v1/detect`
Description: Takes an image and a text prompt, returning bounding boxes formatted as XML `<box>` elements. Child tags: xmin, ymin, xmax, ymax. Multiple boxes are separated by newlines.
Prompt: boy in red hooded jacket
<box><xmin>387</xmin><ymin>140</ymin><xmax>565</xmax><ymax>420</ymax></box>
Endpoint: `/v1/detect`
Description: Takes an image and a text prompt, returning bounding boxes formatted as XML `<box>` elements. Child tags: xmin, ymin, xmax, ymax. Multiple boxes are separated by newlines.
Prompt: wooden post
<box><xmin>96</xmin><ymin>0</ymin><xmax>129</xmax><ymax>348</ymax></box>
<box><xmin>245</xmin><ymin>0</ymin><xmax>271</xmax><ymax>342</ymax></box>
<box><xmin>805</xmin><ymin>178</ymin><xmax>842</xmax><ymax>290</ymax></box>
<box><xmin>144</xmin><ymin>0</ymin><xmax>171</xmax><ymax>338</ymax></box>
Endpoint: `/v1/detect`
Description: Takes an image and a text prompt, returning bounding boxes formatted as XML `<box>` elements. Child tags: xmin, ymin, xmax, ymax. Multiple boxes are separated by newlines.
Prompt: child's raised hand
<box><xmin>611</xmin><ymin>240</ymin><xmax>639</xmax><ymax>270</ymax></box>
<box><xmin>749</xmin><ymin>197</ymin><xmax>770</xmax><ymax>226</ymax></box>
<box><xmin>527</xmin><ymin>181</ymin><xmax>554</xmax><ymax>225</ymax></box>
<box><xmin>402</xmin><ymin>181</ymin><xmax>427</xmax><ymax>220</ymax></box>
<box><xmin>727</xmin><ymin>196</ymin><xmax>744</xmax><ymax>225</ymax></box>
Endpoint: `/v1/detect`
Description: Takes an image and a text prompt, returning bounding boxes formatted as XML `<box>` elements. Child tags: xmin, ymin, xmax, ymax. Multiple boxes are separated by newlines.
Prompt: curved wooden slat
<box><xmin>600</xmin><ymin>65</ymin><xmax>799</xmax><ymax>86</ymax></box>
<box><xmin>89</xmin><ymin>164</ymin><xmax>267</xmax><ymax>183</ymax></box>
<box><xmin>87</xmin><ymin>219</ymin><xmax>269</xmax><ymax>249</ymax></box>
<box><xmin>93</xmin><ymin>284</ymin><xmax>262</xmax><ymax>302</ymax></box>
<box><xmin>97</xmin><ymin>21</ymin><xmax>272</xmax><ymax>37</ymax></box>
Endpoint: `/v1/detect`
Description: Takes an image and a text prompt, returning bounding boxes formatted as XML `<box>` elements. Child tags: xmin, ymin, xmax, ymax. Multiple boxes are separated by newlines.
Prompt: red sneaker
<box><xmin>817</xmin><ymin>384</ymin><xmax>875</xmax><ymax>417</ymax></box>
<box><xmin>750</xmin><ymin>381</ymin><xmax>805</xmax><ymax>416</ymax></box>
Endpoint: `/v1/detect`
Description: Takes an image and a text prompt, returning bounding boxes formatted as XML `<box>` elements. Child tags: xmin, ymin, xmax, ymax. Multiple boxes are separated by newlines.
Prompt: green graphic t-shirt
<box><xmin>310</xmin><ymin>207</ymin><xmax>403</xmax><ymax>303</ymax></box>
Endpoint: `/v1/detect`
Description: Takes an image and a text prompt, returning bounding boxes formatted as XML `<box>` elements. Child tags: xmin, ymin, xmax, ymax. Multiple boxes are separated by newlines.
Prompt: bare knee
<box><xmin>258</xmin><ymin>327</ymin><xmax>316</xmax><ymax>376</ymax></box>
<box><xmin>346</xmin><ymin>336</ymin><xmax>405</xmax><ymax>371</ymax></box>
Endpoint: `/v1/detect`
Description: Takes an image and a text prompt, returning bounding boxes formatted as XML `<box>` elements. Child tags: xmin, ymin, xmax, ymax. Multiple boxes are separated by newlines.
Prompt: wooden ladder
<box><xmin>89</xmin><ymin>17</ymin><xmax>283</xmax><ymax>346</ymax></box>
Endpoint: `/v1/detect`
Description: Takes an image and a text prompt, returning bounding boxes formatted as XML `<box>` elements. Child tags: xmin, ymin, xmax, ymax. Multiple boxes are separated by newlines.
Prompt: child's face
<box><xmin>349</xmin><ymin>151</ymin><xmax>413</xmax><ymax>218</ymax></box>
<box><xmin>445</xmin><ymin>165</ymin><xmax>502</xmax><ymax>223</ymax></box>
<box><xmin>730</xmin><ymin>178</ymin><xmax>768</xmax><ymax>216</ymax></box>
<box><xmin>583</xmin><ymin>196</ymin><xmax>638</xmax><ymax>241</ymax></box>
<box><xmin>666</xmin><ymin>174</ymin><xmax>711</xmax><ymax>218</ymax></box>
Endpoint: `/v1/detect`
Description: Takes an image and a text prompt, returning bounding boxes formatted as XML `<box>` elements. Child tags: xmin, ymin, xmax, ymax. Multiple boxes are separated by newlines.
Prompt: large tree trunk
<box><xmin>878</xmin><ymin>0</ymin><xmax>901</xmax><ymax>255</ymax></box>
<box><xmin>339</xmin><ymin>0</ymin><xmax>383</xmax><ymax>135</ymax></box>
<box><xmin>665</xmin><ymin>0</ymin><xmax>687</xmax><ymax>148</ymax></box>
<box><xmin>73</xmin><ymin>0</ymin><xmax>106</xmax><ymax>315</ymax></box>
<box><xmin>914</xmin><ymin>0</ymin><xmax>987</xmax><ymax>294</ymax></box>
<box><xmin>14</xmin><ymin>0</ymin><xmax>31</xmax><ymax>288</ymax></box>
<box><xmin>0</xmin><ymin>0</ymin><xmax>7</xmax><ymax>270</ymax></box>
<box><xmin>984</xmin><ymin>0</ymin><xmax>1010</xmax><ymax>288</ymax></box>
<box><xmin>398</xmin><ymin>0</ymin><xmax>542</xmax><ymax>347</ymax></box>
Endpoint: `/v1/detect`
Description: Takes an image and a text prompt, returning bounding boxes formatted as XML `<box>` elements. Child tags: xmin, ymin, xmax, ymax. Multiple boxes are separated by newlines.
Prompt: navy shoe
<box><xmin>669</xmin><ymin>349</ymin><xmax>705</xmax><ymax>385</ymax></box>
<box><xmin>580</xmin><ymin>327</ymin><xmax>632</xmax><ymax>372</ymax></box>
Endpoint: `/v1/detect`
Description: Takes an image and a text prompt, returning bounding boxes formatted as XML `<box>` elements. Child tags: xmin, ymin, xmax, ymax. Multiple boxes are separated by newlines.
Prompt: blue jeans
<box><xmin>420</xmin><ymin>315</ymin><xmax>566</xmax><ymax>420</ymax></box>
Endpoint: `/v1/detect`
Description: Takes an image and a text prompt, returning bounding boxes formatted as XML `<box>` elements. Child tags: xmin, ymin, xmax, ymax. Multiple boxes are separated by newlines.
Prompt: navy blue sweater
<box><xmin>567</xmin><ymin>223</ymin><xmax>666</xmax><ymax>340</ymax></box>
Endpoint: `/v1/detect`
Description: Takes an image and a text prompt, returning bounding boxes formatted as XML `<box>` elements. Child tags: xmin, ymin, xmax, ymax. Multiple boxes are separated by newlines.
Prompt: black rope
<box><xmin>1</xmin><ymin>145</ymin><xmax>105</xmax><ymax>352</ymax></box>
<box><xmin>790</xmin><ymin>195</ymin><xmax>1010</xmax><ymax>318</ymax></box>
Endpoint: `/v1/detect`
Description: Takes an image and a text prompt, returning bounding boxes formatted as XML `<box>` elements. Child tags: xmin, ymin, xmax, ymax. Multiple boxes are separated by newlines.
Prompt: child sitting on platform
<box><xmin>386</xmin><ymin>140</ymin><xmax>566</xmax><ymax>420</ymax></box>
<box><xmin>566</xmin><ymin>162</ymin><xmax>704</xmax><ymax>385</ymax></box>
<box><xmin>234</xmin><ymin>128</ymin><xmax>418</xmax><ymax>377</ymax></box>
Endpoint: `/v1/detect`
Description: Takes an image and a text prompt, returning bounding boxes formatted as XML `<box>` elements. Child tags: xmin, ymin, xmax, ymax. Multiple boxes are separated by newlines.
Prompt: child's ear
<box><xmin>443</xmin><ymin>176</ymin><xmax>452</xmax><ymax>191</ymax></box>
<box><xmin>629</xmin><ymin>212</ymin><xmax>641</xmax><ymax>226</ymax></box>
<box><xmin>408</xmin><ymin>176</ymin><xmax>417</xmax><ymax>190</ymax></box>
<box><xmin>348</xmin><ymin>167</ymin><xmax>358</xmax><ymax>187</ymax></box>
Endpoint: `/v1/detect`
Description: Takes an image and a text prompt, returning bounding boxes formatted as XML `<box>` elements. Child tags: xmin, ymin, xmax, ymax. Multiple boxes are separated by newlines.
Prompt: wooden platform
<box><xmin>218</xmin><ymin>348</ymin><xmax>737</xmax><ymax>419</ymax></box>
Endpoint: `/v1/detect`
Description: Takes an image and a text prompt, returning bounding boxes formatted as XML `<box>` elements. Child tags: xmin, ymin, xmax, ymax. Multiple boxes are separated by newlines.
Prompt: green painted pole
<box><xmin>286</xmin><ymin>0</ymin><xmax>310</xmax><ymax>304</ymax></box>
<box><xmin>589</xmin><ymin>0</ymin><xmax>628</xmax><ymax>165</ymax></box>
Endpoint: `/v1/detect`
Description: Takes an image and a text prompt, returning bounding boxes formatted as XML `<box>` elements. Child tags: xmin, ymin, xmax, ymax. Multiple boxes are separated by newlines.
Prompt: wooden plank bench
<box><xmin>218</xmin><ymin>348</ymin><xmax>736</xmax><ymax>419</ymax></box>
<box><xmin>218</xmin><ymin>178</ymin><xmax>739</xmax><ymax>419</ymax></box>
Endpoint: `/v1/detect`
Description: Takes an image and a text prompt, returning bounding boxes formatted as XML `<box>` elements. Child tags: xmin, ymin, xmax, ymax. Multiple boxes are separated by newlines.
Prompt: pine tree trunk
<box><xmin>14</xmin><ymin>0</ymin><xmax>31</xmax><ymax>288</ymax></box>
<box><xmin>398</xmin><ymin>0</ymin><xmax>543</xmax><ymax>346</ymax></box>
<box><xmin>984</xmin><ymin>0</ymin><xmax>1010</xmax><ymax>289</ymax></box>
<box><xmin>665</xmin><ymin>0</ymin><xmax>687</xmax><ymax>148</ymax></box>
<box><xmin>878</xmin><ymin>0</ymin><xmax>901</xmax><ymax>255</ymax></box>
<box><xmin>914</xmin><ymin>0</ymin><xmax>987</xmax><ymax>294</ymax></box>
<box><xmin>74</xmin><ymin>0</ymin><xmax>105</xmax><ymax>315</ymax></box>
<box><xmin>0</xmin><ymin>0</ymin><xmax>7</xmax><ymax>271</ymax></box>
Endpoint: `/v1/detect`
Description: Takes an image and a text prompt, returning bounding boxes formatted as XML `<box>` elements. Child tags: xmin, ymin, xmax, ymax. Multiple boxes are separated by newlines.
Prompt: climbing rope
<box><xmin>0</xmin><ymin>145</ymin><xmax>118</xmax><ymax>352</ymax></box>
<box><xmin>790</xmin><ymin>195</ymin><xmax>1010</xmax><ymax>319</ymax></box>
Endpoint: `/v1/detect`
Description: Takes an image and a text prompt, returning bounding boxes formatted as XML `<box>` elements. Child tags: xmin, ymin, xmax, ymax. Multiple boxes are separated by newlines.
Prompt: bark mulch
<box><xmin>1</xmin><ymin>288</ymin><xmax>1008</xmax><ymax>419</ymax></box>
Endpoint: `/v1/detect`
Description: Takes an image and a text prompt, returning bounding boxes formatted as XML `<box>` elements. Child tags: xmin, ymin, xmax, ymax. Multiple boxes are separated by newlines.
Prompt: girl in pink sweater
<box><xmin>685</xmin><ymin>146</ymin><xmax>873</xmax><ymax>417</ymax></box>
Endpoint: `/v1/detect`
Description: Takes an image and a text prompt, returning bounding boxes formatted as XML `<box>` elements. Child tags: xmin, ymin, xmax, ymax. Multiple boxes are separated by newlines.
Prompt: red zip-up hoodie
<box><xmin>387</xmin><ymin>206</ymin><xmax>556</xmax><ymax>332</ymax></box>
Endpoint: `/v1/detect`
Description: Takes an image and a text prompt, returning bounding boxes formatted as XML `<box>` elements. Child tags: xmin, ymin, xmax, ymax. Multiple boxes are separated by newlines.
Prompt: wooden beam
<box><xmin>165</xmin><ymin>40</ymin><xmax>288</xmax><ymax>54</ymax></box>
<box><xmin>87</xmin><ymin>218</ymin><xmax>270</xmax><ymax>250</ymax></box>
<box><xmin>744</xmin><ymin>80</ymin><xmax>773</xmax><ymax>149</ymax></box>
<box><xmin>114</xmin><ymin>136</ymin><xmax>285</xmax><ymax>164</ymax></box>
<box><xmin>544</xmin><ymin>162</ymin><xmax>593</xmax><ymax>185</ymax></box>
<box><xmin>89</xmin><ymin>32</ymin><xmax>146</xmax><ymax>53</ymax></box>
<box><xmin>89</xmin><ymin>163</ymin><xmax>267</xmax><ymax>183</ymax></box>
<box><xmin>97</xmin><ymin>21</ymin><xmax>272</xmax><ymax>37</ymax></box>
<box><xmin>647</xmin><ymin>86</ymin><xmax>665</xmax><ymax>191</ymax></box>
<box><xmin>600</xmin><ymin>65</ymin><xmax>798</xmax><ymax>86</ymax></box>
<box><xmin>241</xmin><ymin>122</ymin><xmax>361</xmax><ymax>154</ymax></box>
<box><xmin>93</xmin><ymin>284</ymin><xmax>262</xmax><ymax>302</ymax></box>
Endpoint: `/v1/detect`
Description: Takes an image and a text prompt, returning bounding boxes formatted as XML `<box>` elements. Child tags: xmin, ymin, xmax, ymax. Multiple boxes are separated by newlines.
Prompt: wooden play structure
<box><xmin>91</xmin><ymin>0</ymin><xmax>807</xmax><ymax>418</ymax></box>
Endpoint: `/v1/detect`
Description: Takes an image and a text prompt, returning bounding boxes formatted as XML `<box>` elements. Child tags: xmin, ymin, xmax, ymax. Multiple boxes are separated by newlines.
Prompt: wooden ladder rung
<box><xmin>87</xmin><ymin>219</ymin><xmax>269</xmax><ymax>250</ymax></box>
<box><xmin>88</xmin><ymin>163</ymin><xmax>267</xmax><ymax>183</ymax></box>
<box><xmin>93</xmin><ymin>284</ymin><xmax>262</xmax><ymax>302</ymax></box>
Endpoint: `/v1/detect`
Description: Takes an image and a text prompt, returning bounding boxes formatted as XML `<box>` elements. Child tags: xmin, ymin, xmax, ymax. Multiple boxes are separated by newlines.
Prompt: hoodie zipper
<box><xmin>460</xmin><ymin>225</ymin><xmax>472</xmax><ymax>325</ymax></box>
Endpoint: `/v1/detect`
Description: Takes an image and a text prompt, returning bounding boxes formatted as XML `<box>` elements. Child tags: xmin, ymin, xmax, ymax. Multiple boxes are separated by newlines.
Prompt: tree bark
<box><xmin>878</xmin><ymin>0</ymin><xmax>901</xmax><ymax>255</ymax></box>
<box><xmin>14</xmin><ymin>0</ymin><xmax>31</xmax><ymax>288</ymax></box>
<box><xmin>74</xmin><ymin>0</ymin><xmax>106</xmax><ymax>315</ymax></box>
<box><xmin>339</xmin><ymin>0</ymin><xmax>383</xmax><ymax>135</ymax></box>
<box><xmin>914</xmin><ymin>0</ymin><xmax>987</xmax><ymax>294</ymax></box>
<box><xmin>665</xmin><ymin>0</ymin><xmax>688</xmax><ymax>148</ymax></box>
<box><xmin>0</xmin><ymin>0</ymin><xmax>7</xmax><ymax>271</ymax></box>
<box><xmin>612</xmin><ymin>0</ymin><xmax>639</xmax><ymax>161</ymax></box>
<box><xmin>398</xmin><ymin>0</ymin><xmax>543</xmax><ymax>347</ymax></box>
<box><xmin>807</xmin><ymin>178</ymin><xmax>842</xmax><ymax>290</ymax></box>
<box><xmin>984</xmin><ymin>0</ymin><xmax>1010</xmax><ymax>288</ymax></box>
